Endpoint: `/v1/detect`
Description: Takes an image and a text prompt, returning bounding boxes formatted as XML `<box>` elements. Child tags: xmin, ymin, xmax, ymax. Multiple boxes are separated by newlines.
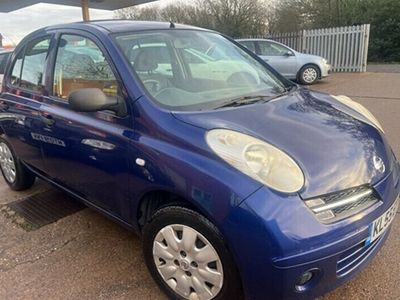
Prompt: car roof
<box><xmin>236</xmin><ymin>38</ymin><xmax>274</xmax><ymax>42</ymax></box>
<box><xmin>44</xmin><ymin>20</ymin><xmax>208</xmax><ymax>34</ymax></box>
<box><xmin>236</xmin><ymin>38</ymin><xmax>296</xmax><ymax>52</ymax></box>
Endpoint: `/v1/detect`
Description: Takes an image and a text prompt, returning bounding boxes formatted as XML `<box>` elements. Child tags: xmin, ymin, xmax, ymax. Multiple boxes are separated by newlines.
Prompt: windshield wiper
<box><xmin>213</xmin><ymin>93</ymin><xmax>286</xmax><ymax>109</ymax></box>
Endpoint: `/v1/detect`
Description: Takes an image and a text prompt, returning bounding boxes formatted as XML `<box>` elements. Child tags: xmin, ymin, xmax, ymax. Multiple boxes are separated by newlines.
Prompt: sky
<box><xmin>0</xmin><ymin>0</ymin><xmax>175</xmax><ymax>46</ymax></box>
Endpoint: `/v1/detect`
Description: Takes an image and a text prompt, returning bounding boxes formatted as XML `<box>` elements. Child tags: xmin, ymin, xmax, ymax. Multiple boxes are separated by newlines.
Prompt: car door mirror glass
<box><xmin>284</xmin><ymin>51</ymin><xmax>294</xmax><ymax>57</ymax></box>
<box><xmin>68</xmin><ymin>88</ymin><xmax>118</xmax><ymax>113</ymax></box>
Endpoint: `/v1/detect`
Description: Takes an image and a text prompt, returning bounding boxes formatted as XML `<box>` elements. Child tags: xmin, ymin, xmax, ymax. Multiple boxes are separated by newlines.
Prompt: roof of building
<box><xmin>0</xmin><ymin>0</ymin><xmax>157</xmax><ymax>12</ymax></box>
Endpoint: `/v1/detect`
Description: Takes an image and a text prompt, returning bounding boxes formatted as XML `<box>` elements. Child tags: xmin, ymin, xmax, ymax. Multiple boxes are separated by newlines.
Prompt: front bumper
<box><xmin>321</xmin><ymin>63</ymin><xmax>332</xmax><ymax>77</ymax></box>
<box><xmin>222</xmin><ymin>161</ymin><xmax>400</xmax><ymax>300</ymax></box>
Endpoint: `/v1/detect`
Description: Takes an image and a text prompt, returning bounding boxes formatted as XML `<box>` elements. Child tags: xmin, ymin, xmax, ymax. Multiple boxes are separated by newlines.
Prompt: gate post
<box><xmin>362</xmin><ymin>24</ymin><xmax>370</xmax><ymax>72</ymax></box>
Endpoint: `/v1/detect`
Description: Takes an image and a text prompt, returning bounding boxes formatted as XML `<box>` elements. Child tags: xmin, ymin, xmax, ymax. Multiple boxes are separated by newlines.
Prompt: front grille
<box><xmin>304</xmin><ymin>185</ymin><xmax>380</xmax><ymax>223</ymax></box>
<box><xmin>337</xmin><ymin>233</ymin><xmax>385</xmax><ymax>277</ymax></box>
<box><xmin>332</xmin><ymin>193</ymin><xmax>377</xmax><ymax>214</ymax></box>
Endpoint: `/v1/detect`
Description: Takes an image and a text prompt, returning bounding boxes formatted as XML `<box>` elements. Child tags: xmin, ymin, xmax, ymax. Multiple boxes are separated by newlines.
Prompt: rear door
<box><xmin>40</xmin><ymin>32</ymin><xmax>134</xmax><ymax>220</ymax></box>
<box><xmin>256</xmin><ymin>40</ymin><xmax>297</xmax><ymax>78</ymax></box>
<box><xmin>0</xmin><ymin>36</ymin><xmax>53</xmax><ymax>173</ymax></box>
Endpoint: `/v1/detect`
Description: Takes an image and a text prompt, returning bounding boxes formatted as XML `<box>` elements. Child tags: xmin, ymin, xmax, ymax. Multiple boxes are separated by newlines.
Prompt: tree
<box><xmin>269</xmin><ymin>0</ymin><xmax>400</xmax><ymax>61</ymax></box>
<box><xmin>115</xmin><ymin>0</ymin><xmax>400</xmax><ymax>61</ymax></box>
<box><xmin>115</xmin><ymin>5</ymin><xmax>162</xmax><ymax>21</ymax></box>
<box><xmin>115</xmin><ymin>0</ymin><xmax>272</xmax><ymax>37</ymax></box>
<box><xmin>199</xmin><ymin>0</ymin><xmax>270</xmax><ymax>37</ymax></box>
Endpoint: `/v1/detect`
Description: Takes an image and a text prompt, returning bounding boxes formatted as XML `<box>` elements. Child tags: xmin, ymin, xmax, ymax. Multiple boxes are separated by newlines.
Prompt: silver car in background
<box><xmin>0</xmin><ymin>49</ymin><xmax>13</xmax><ymax>91</ymax></box>
<box><xmin>236</xmin><ymin>38</ymin><xmax>331</xmax><ymax>85</ymax></box>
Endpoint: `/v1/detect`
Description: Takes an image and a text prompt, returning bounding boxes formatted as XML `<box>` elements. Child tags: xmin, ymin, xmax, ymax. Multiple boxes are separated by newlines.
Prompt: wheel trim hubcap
<box><xmin>153</xmin><ymin>224</ymin><xmax>224</xmax><ymax>300</ymax></box>
<box><xmin>0</xmin><ymin>142</ymin><xmax>16</xmax><ymax>183</ymax></box>
<box><xmin>303</xmin><ymin>67</ymin><xmax>317</xmax><ymax>83</ymax></box>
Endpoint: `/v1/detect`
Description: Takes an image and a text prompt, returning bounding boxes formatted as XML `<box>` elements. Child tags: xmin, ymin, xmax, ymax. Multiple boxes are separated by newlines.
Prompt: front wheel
<box><xmin>143</xmin><ymin>206</ymin><xmax>243</xmax><ymax>300</ymax></box>
<box><xmin>0</xmin><ymin>137</ymin><xmax>36</xmax><ymax>191</ymax></box>
<box><xmin>298</xmin><ymin>64</ymin><xmax>320</xmax><ymax>85</ymax></box>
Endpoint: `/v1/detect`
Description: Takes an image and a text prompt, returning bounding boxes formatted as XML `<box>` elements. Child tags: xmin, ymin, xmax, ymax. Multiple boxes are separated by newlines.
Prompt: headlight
<box><xmin>206</xmin><ymin>129</ymin><xmax>305</xmax><ymax>193</ymax></box>
<box><xmin>332</xmin><ymin>95</ymin><xmax>384</xmax><ymax>133</ymax></box>
<box><xmin>322</xmin><ymin>58</ymin><xmax>329</xmax><ymax>64</ymax></box>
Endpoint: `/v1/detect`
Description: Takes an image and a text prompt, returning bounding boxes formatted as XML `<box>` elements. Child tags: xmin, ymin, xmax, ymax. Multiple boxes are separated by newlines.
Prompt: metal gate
<box><xmin>267</xmin><ymin>24</ymin><xmax>370</xmax><ymax>72</ymax></box>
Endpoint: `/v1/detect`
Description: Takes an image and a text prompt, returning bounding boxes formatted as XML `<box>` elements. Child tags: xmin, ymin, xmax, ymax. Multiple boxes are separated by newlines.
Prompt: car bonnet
<box><xmin>172</xmin><ymin>88</ymin><xmax>394</xmax><ymax>198</ymax></box>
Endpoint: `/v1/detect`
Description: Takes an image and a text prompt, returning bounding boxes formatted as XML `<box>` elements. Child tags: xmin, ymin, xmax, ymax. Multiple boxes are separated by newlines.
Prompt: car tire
<box><xmin>142</xmin><ymin>206</ymin><xmax>243</xmax><ymax>300</ymax></box>
<box><xmin>298</xmin><ymin>64</ymin><xmax>320</xmax><ymax>85</ymax></box>
<box><xmin>0</xmin><ymin>136</ymin><xmax>36</xmax><ymax>191</ymax></box>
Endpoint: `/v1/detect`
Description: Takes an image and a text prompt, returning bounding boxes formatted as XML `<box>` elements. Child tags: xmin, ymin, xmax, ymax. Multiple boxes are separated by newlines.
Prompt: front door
<box><xmin>40</xmin><ymin>33</ymin><xmax>134</xmax><ymax>221</ymax></box>
<box><xmin>256</xmin><ymin>41</ymin><xmax>297</xmax><ymax>78</ymax></box>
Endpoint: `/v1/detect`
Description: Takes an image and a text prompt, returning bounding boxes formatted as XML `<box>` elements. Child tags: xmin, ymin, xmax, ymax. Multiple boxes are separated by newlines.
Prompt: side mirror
<box><xmin>68</xmin><ymin>88</ymin><xmax>118</xmax><ymax>113</ymax></box>
<box><xmin>284</xmin><ymin>51</ymin><xmax>295</xmax><ymax>57</ymax></box>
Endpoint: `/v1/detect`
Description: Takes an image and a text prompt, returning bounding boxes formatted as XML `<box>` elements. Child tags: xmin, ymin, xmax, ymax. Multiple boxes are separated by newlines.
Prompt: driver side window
<box><xmin>53</xmin><ymin>34</ymin><xmax>118</xmax><ymax>100</ymax></box>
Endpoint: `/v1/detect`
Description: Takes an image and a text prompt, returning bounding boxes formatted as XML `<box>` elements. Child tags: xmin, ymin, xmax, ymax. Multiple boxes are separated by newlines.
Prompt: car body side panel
<box><xmin>126</xmin><ymin>98</ymin><xmax>264</xmax><ymax>229</ymax></box>
<box><xmin>0</xmin><ymin>90</ymin><xmax>47</xmax><ymax>172</ymax></box>
<box><xmin>259</xmin><ymin>53</ymin><xmax>298</xmax><ymax>78</ymax></box>
<box><xmin>38</xmin><ymin>101</ymin><xmax>136</xmax><ymax>221</ymax></box>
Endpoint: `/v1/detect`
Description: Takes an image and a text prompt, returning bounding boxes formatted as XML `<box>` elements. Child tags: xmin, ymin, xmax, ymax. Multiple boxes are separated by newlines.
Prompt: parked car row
<box><xmin>0</xmin><ymin>21</ymin><xmax>398</xmax><ymax>300</ymax></box>
<box><xmin>236</xmin><ymin>38</ymin><xmax>331</xmax><ymax>84</ymax></box>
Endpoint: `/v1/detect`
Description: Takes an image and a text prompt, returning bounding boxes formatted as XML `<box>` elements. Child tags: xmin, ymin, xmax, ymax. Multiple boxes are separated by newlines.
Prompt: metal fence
<box><xmin>266</xmin><ymin>25</ymin><xmax>370</xmax><ymax>72</ymax></box>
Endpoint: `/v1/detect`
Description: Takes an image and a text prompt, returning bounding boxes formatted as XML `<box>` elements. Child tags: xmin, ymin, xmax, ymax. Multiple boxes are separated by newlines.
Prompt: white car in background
<box><xmin>236</xmin><ymin>38</ymin><xmax>331</xmax><ymax>85</ymax></box>
<box><xmin>131</xmin><ymin>44</ymin><xmax>260</xmax><ymax>84</ymax></box>
<box><xmin>0</xmin><ymin>49</ymin><xmax>13</xmax><ymax>90</ymax></box>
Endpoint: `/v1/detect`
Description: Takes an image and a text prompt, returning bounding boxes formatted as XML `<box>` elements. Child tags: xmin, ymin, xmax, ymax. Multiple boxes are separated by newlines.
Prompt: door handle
<box><xmin>40</xmin><ymin>113</ymin><xmax>55</xmax><ymax>127</ymax></box>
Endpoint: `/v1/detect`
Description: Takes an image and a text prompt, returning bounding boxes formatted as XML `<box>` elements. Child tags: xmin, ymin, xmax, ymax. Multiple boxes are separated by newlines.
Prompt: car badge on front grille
<box><xmin>373</xmin><ymin>155</ymin><xmax>385</xmax><ymax>173</ymax></box>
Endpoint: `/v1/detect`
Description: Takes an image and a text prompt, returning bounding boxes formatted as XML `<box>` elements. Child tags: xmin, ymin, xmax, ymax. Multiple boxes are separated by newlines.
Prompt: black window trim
<box><xmin>0</xmin><ymin>52</ymin><xmax>12</xmax><ymax>74</ymax></box>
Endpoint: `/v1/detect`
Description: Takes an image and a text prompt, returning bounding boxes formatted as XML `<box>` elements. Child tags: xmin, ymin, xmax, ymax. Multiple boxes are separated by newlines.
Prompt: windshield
<box><xmin>115</xmin><ymin>30</ymin><xmax>289</xmax><ymax>111</ymax></box>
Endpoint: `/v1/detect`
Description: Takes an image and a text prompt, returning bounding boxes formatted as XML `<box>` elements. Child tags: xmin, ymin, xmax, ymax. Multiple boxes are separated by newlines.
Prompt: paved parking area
<box><xmin>0</xmin><ymin>72</ymin><xmax>399</xmax><ymax>300</ymax></box>
<box><xmin>312</xmin><ymin>73</ymin><xmax>400</xmax><ymax>300</ymax></box>
<box><xmin>367</xmin><ymin>64</ymin><xmax>400</xmax><ymax>73</ymax></box>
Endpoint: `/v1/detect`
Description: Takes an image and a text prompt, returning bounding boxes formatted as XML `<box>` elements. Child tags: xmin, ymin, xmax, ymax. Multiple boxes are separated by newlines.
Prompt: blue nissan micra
<box><xmin>0</xmin><ymin>21</ymin><xmax>399</xmax><ymax>300</ymax></box>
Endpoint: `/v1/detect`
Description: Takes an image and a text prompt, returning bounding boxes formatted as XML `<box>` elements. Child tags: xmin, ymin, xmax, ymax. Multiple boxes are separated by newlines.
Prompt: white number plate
<box><xmin>366</xmin><ymin>198</ymin><xmax>398</xmax><ymax>246</ymax></box>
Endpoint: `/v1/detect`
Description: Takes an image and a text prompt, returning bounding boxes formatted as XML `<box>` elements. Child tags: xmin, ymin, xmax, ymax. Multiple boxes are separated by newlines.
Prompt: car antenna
<box><xmin>169</xmin><ymin>21</ymin><xmax>175</xmax><ymax>29</ymax></box>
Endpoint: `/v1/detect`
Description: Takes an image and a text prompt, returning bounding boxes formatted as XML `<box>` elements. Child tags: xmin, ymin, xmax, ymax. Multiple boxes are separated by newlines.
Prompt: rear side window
<box><xmin>20</xmin><ymin>38</ymin><xmax>50</xmax><ymax>91</ymax></box>
<box><xmin>10</xmin><ymin>37</ymin><xmax>51</xmax><ymax>91</ymax></box>
<box><xmin>258</xmin><ymin>41</ymin><xmax>289</xmax><ymax>56</ymax></box>
<box><xmin>11</xmin><ymin>54</ymin><xmax>23</xmax><ymax>86</ymax></box>
<box><xmin>239</xmin><ymin>41</ymin><xmax>256</xmax><ymax>53</ymax></box>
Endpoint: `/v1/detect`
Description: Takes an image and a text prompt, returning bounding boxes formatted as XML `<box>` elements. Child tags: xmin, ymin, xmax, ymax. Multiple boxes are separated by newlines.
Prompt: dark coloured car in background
<box><xmin>0</xmin><ymin>21</ymin><xmax>399</xmax><ymax>300</ymax></box>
